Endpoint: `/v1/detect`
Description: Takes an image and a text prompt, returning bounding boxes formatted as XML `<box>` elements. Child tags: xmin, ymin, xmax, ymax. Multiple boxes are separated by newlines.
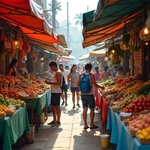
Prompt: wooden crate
<box><xmin>136</xmin><ymin>134</ymin><xmax>150</xmax><ymax>144</ymax></box>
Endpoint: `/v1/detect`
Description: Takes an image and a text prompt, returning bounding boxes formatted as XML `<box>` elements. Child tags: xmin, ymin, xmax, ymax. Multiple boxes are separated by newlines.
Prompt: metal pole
<box><xmin>52</xmin><ymin>0</ymin><xmax>56</xmax><ymax>32</ymax></box>
<box><xmin>87</xmin><ymin>6</ymin><xmax>89</xmax><ymax>12</ymax></box>
<box><xmin>67</xmin><ymin>2</ymin><xmax>69</xmax><ymax>45</ymax></box>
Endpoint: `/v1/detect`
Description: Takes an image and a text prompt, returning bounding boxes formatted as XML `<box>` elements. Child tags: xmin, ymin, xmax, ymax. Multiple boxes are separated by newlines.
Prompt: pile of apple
<box><xmin>122</xmin><ymin>96</ymin><xmax>150</xmax><ymax>113</ymax></box>
<box><xmin>128</xmin><ymin>113</ymin><xmax>150</xmax><ymax>133</ymax></box>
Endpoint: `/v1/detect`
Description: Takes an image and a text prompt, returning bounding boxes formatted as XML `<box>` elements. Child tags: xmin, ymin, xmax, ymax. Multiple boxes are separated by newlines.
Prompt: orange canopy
<box><xmin>0</xmin><ymin>0</ymin><xmax>58</xmax><ymax>44</ymax></box>
<box><xmin>83</xmin><ymin>12</ymin><xmax>140</xmax><ymax>48</ymax></box>
<box><xmin>0</xmin><ymin>0</ymin><xmax>45</xmax><ymax>32</ymax></box>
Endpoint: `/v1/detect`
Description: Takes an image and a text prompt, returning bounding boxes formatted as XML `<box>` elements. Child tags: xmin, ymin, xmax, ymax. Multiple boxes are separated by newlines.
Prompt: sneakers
<box><xmin>65</xmin><ymin>103</ymin><xmax>68</xmax><ymax>106</ymax></box>
<box><xmin>61</xmin><ymin>101</ymin><xmax>65</xmax><ymax>106</ymax></box>
<box><xmin>77</xmin><ymin>104</ymin><xmax>80</xmax><ymax>108</ymax></box>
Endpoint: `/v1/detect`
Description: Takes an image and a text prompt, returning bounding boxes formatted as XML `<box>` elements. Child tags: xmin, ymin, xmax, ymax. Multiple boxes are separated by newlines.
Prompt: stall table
<box><xmin>0</xmin><ymin>107</ymin><xmax>30</xmax><ymax>150</ymax></box>
<box><xmin>23</xmin><ymin>90</ymin><xmax>51</xmax><ymax>131</ymax></box>
<box><xmin>24</xmin><ymin>90</ymin><xmax>51</xmax><ymax>116</ymax></box>
<box><xmin>107</xmin><ymin>107</ymin><xmax>150</xmax><ymax>150</ymax></box>
<box><xmin>96</xmin><ymin>91</ymin><xmax>109</xmax><ymax>128</ymax></box>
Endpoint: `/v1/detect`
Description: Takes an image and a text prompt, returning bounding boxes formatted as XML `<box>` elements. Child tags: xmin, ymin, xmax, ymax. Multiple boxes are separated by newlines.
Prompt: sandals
<box><xmin>90</xmin><ymin>125</ymin><xmax>99</xmax><ymax>129</ymax></box>
<box><xmin>83</xmin><ymin>126</ymin><xmax>89</xmax><ymax>130</ymax></box>
<box><xmin>47</xmin><ymin>121</ymin><xmax>56</xmax><ymax>125</ymax></box>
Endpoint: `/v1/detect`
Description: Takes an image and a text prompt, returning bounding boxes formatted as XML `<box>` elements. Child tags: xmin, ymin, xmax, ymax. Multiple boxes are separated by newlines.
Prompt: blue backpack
<box><xmin>80</xmin><ymin>73</ymin><xmax>92</xmax><ymax>93</ymax></box>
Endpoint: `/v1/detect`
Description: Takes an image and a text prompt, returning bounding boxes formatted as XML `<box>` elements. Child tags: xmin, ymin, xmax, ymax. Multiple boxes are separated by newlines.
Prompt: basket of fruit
<box><xmin>136</xmin><ymin>126</ymin><xmax>150</xmax><ymax>144</ymax></box>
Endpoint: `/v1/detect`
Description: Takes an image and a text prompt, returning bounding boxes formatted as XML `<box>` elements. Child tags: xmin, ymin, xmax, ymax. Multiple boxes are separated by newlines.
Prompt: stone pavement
<box><xmin>22</xmin><ymin>93</ymin><xmax>114</xmax><ymax>150</ymax></box>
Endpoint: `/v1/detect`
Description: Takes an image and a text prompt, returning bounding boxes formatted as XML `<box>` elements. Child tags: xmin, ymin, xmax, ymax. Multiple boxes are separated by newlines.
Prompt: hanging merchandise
<box><xmin>18</xmin><ymin>50</ymin><xmax>26</xmax><ymax>60</ymax></box>
<box><xmin>22</xmin><ymin>39</ymin><xmax>31</xmax><ymax>52</ymax></box>
<box><xmin>4</xmin><ymin>34</ymin><xmax>13</xmax><ymax>53</ymax></box>
<box><xmin>17</xmin><ymin>35</ymin><xmax>23</xmax><ymax>50</ymax></box>
<box><xmin>129</xmin><ymin>24</ymin><xmax>143</xmax><ymax>52</ymax></box>
<box><xmin>108</xmin><ymin>44</ymin><xmax>123</xmax><ymax>66</ymax></box>
<box><xmin>120</xmin><ymin>28</ymin><xmax>130</xmax><ymax>51</ymax></box>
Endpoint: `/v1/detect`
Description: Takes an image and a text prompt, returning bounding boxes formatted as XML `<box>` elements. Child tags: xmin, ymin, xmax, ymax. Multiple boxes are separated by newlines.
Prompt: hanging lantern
<box><xmin>12</xmin><ymin>37</ymin><xmax>20</xmax><ymax>50</ymax></box>
<box><xmin>104</xmin><ymin>56</ymin><xmax>108</xmax><ymax>61</ymax></box>
<box><xmin>139</xmin><ymin>26</ymin><xmax>150</xmax><ymax>41</ymax></box>
<box><xmin>110</xmin><ymin>49</ymin><xmax>116</xmax><ymax>55</ymax></box>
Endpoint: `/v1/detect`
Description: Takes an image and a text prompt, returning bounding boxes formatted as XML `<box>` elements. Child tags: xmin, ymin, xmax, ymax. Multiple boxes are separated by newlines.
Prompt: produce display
<box><xmin>0</xmin><ymin>105</ymin><xmax>14</xmax><ymax>117</ymax></box>
<box><xmin>0</xmin><ymin>94</ymin><xmax>25</xmax><ymax>108</ymax></box>
<box><xmin>122</xmin><ymin>96</ymin><xmax>150</xmax><ymax>113</ymax></box>
<box><xmin>113</xmin><ymin>94</ymin><xmax>138</xmax><ymax>110</ymax></box>
<box><xmin>97</xmin><ymin>74</ymin><xmax>150</xmax><ymax>144</ymax></box>
<box><xmin>128</xmin><ymin>113</ymin><xmax>150</xmax><ymax>135</ymax></box>
<box><xmin>0</xmin><ymin>74</ymin><xmax>51</xmax><ymax>119</ymax></box>
<box><xmin>137</xmin><ymin>126</ymin><xmax>150</xmax><ymax>140</ymax></box>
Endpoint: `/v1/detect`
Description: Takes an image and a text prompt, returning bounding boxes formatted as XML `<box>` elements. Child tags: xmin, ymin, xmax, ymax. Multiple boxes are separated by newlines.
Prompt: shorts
<box><xmin>51</xmin><ymin>93</ymin><xmax>61</xmax><ymax>106</ymax></box>
<box><xmin>81</xmin><ymin>95</ymin><xmax>95</xmax><ymax>109</ymax></box>
<box><xmin>62</xmin><ymin>84</ymin><xmax>68</xmax><ymax>92</ymax></box>
<box><xmin>71</xmin><ymin>87</ymin><xmax>80</xmax><ymax>92</ymax></box>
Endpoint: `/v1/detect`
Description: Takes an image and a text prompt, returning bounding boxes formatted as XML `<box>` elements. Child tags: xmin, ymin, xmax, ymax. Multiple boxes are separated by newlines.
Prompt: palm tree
<box><xmin>48</xmin><ymin>0</ymin><xmax>62</xmax><ymax>15</ymax></box>
<box><xmin>74</xmin><ymin>13</ymin><xmax>83</xmax><ymax>27</ymax></box>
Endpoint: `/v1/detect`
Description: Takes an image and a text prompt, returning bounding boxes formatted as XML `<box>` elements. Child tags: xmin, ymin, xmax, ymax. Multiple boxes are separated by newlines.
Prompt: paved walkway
<box><xmin>22</xmin><ymin>93</ymin><xmax>113</xmax><ymax>150</ymax></box>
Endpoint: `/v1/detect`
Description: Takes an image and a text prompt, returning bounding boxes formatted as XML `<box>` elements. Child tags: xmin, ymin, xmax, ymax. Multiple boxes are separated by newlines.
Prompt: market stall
<box><xmin>0</xmin><ymin>106</ymin><xmax>30</xmax><ymax>150</ymax></box>
<box><xmin>107</xmin><ymin>108</ymin><xmax>150</xmax><ymax>150</ymax></box>
<box><xmin>96</xmin><ymin>75</ymin><xmax>150</xmax><ymax>148</ymax></box>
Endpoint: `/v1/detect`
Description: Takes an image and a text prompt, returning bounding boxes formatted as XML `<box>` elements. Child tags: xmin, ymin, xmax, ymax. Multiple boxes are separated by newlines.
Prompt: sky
<box><xmin>56</xmin><ymin>0</ymin><xmax>98</xmax><ymax>24</ymax></box>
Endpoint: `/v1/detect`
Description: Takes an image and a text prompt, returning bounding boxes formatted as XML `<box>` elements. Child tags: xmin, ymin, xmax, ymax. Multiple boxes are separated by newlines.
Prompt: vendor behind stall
<box><xmin>115</xmin><ymin>66</ymin><xmax>124</xmax><ymax>77</ymax></box>
<box><xmin>8</xmin><ymin>58</ymin><xmax>18</xmax><ymax>77</ymax></box>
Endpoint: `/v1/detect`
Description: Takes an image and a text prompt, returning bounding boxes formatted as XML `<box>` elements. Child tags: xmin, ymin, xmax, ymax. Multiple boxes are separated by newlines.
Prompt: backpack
<box><xmin>61</xmin><ymin>76</ymin><xmax>66</xmax><ymax>90</ymax></box>
<box><xmin>80</xmin><ymin>73</ymin><xmax>92</xmax><ymax>93</ymax></box>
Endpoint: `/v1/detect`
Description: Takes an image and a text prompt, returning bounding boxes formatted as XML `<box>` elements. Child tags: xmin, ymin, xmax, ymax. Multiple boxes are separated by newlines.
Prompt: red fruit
<box><xmin>134</xmin><ymin>109</ymin><xmax>138</xmax><ymax>112</ymax></box>
<box><xmin>137</xmin><ymin>103</ymin><xmax>141</xmax><ymax>106</ymax></box>
<box><xmin>147</xmin><ymin>102</ymin><xmax>150</xmax><ymax>106</ymax></box>
<box><xmin>141</xmin><ymin>102</ymin><xmax>146</xmax><ymax>106</ymax></box>
<box><xmin>139</xmin><ymin>106</ymin><xmax>143</xmax><ymax>111</ymax></box>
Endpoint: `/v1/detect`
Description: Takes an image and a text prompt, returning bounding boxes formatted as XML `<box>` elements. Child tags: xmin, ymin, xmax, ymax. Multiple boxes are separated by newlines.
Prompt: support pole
<box><xmin>67</xmin><ymin>2</ymin><xmax>69</xmax><ymax>45</ymax></box>
<box><xmin>52</xmin><ymin>0</ymin><xmax>56</xmax><ymax>32</ymax></box>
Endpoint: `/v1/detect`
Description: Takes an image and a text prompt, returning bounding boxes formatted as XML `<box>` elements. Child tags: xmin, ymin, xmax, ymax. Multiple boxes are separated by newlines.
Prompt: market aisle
<box><xmin>22</xmin><ymin>92</ymin><xmax>113</xmax><ymax>150</ymax></box>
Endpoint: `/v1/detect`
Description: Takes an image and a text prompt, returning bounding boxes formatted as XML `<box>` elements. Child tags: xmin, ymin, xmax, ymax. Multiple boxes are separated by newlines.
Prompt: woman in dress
<box><xmin>68</xmin><ymin>64</ymin><xmax>80</xmax><ymax>109</ymax></box>
<box><xmin>8</xmin><ymin>58</ymin><xmax>18</xmax><ymax>77</ymax></box>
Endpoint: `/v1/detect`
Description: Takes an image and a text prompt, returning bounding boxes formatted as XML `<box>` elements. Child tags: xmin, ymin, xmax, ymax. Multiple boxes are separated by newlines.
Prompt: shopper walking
<box><xmin>78</xmin><ymin>63</ymin><xmax>104</xmax><ymax>130</ymax></box>
<box><xmin>59</xmin><ymin>64</ymin><xmax>69</xmax><ymax>106</ymax></box>
<box><xmin>46</xmin><ymin>62</ymin><xmax>62</xmax><ymax>127</ymax></box>
<box><xmin>68</xmin><ymin>64</ymin><xmax>80</xmax><ymax>109</ymax></box>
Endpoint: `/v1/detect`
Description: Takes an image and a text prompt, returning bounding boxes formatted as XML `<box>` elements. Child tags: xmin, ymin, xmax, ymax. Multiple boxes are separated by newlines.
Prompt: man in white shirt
<box><xmin>59</xmin><ymin>64</ymin><xmax>69</xmax><ymax>106</ymax></box>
